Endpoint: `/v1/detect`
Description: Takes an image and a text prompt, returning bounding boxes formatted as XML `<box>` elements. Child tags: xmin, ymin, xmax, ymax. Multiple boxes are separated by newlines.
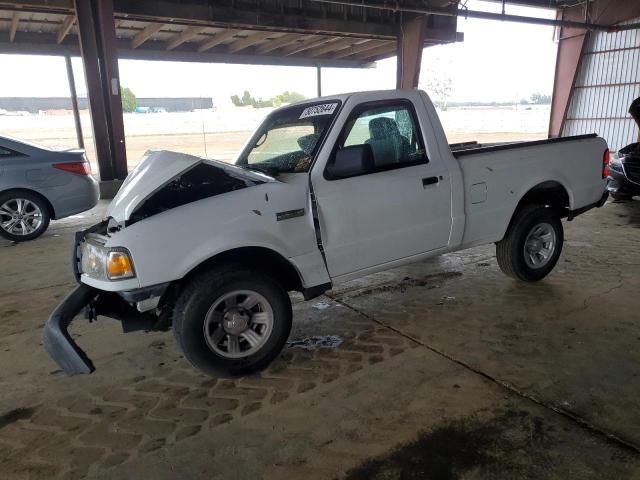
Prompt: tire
<box><xmin>611</xmin><ymin>192</ymin><xmax>632</xmax><ymax>201</ymax></box>
<box><xmin>496</xmin><ymin>205</ymin><xmax>564</xmax><ymax>282</ymax></box>
<box><xmin>173</xmin><ymin>266</ymin><xmax>292</xmax><ymax>378</ymax></box>
<box><xmin>0</xmin><ymin>191</ymin><xmax>51</xmax><ymax>242</ymax></box>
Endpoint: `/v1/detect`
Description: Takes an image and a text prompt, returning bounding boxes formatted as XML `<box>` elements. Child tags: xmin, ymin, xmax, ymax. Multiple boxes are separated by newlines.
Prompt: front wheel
<box><xmin>173</xmin><ymin>266</ymin><xmax>292</xmax><ymax>378</ymax></box>
<box><xmin>496</xmin><ymin>205</ymin><xmax>564</xmax><ymax>282</ymax></box>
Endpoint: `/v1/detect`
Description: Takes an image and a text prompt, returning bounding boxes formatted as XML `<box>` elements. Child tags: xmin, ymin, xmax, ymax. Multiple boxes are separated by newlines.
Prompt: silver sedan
<box><xmin>0</xmin><ymin>136</ymin><xmax>99</xmax><ymax>241</ymax></box>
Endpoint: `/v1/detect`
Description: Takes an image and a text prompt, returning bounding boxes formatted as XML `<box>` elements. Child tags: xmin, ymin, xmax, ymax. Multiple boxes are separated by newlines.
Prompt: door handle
<box><xmin>422</xmin><ymin>176</ymin><xmax>439</xmax><ymax>187</ymax></box>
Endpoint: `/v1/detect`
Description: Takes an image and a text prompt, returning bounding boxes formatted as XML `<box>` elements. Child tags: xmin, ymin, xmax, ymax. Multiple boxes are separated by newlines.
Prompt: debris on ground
<box><xmin>287</xmin><ymin>335</ymin><xmax>343</xmax><ymax>350</ymax></box>
<box><xmin>313</xmin><ymin>302</ymin><xmax>332</xmax><ymax>310</ymax></box>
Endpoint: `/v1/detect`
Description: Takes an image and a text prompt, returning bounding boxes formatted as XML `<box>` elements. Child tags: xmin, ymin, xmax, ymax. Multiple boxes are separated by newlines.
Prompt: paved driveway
<box><xmin>1</xmin><ymin>199</ymin><xmax>640</xmax><ymax>479</ymax></box>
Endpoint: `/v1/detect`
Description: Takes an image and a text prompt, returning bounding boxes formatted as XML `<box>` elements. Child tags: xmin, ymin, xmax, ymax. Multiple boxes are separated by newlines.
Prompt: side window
<box><xmin>337</xmin><ymin>103</ymin><xmax>427</xmax><ymax>174</ymax></box>
<box><xmin>0</xmin><ymin>146</ymin><xmax>24</xmax><ymax>159</ymax></box>
<box><xmin>0</xmin><ymin>147</ymin><xmax>15</xmax><ymax>157</ymax></box>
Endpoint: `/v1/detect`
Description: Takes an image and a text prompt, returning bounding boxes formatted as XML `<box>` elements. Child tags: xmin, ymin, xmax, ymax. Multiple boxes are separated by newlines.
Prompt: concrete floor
<box><xmin>1</xmin><ymin>198</ymin><xmax>640</xmax><ymax>479</ymax></box>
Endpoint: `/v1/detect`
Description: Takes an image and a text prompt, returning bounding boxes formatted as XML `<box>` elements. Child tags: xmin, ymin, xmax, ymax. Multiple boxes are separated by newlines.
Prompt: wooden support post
<box><xmin>396</xmin><ymin>14</ymin><xmax>428</xmax><ymax>89</ymax></box>
<box><xmin>548</xmin><ymin>9</ymin><xmax>588</xmax><ymax>138</ymax></box>
<box><xmin>74</xmin><ymin>0</ymin><xmax>128</xmax><ymax>188</ymax></box>
<box><xmin>64</xmin><ymin>50</ymin><xmax>84</xmax><ymax>150</ymax></box>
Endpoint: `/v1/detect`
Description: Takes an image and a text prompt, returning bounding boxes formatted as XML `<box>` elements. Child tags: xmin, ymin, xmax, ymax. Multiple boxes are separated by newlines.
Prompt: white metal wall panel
<box><xmin>563</xmin><ymin>18</ymin><xmax>640</xmax><ymax>150</ymax></box>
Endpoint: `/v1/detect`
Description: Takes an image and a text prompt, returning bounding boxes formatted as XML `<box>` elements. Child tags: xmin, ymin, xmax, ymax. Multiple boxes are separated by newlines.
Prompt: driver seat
<box><xmin>365</xmin><ymin>117</ymin><xmax>411</xmax><ymax>167</ymax></box>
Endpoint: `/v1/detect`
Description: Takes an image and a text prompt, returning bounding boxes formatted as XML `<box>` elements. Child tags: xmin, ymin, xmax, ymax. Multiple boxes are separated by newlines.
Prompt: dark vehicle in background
<box><xmin>0</xmin><ymin>136</ymin><xmax>99</xmax><ymax>242</ymax></box>
<box><xmin>608</xmin><ymin>97</ymin><xmax>640</xmax><ymax>200</ymax></box>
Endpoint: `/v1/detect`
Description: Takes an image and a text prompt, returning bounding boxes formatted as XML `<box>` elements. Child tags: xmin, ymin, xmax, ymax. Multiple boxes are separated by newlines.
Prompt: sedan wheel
<box><xmin>0</xmin><ymin>193</ymin><xmax>50</xmax><ymax>242</ymax></box>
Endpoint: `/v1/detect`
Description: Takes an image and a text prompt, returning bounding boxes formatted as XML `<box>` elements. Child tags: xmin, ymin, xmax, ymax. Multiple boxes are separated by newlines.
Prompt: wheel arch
<box><xmin>0</xmin><ymin>187</ymin><xmax>56</xmax><ymax>218</ymax></box>
<box><xmin>496</xmin><ymin>181</ymin><xmax>570</xmax><ymax>243</ymax></box>
<box><xmin>516</xmin><ymin>180</ymin><xmax>571</xmax><ymax>212</ymax></box>
<box><xmin>181</xmin><ymin>246</ymin><xmax>305</xmax><ymax>294</ymax></box>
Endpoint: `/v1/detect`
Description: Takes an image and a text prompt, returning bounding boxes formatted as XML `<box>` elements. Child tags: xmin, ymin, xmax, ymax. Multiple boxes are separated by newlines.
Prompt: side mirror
<box><xmin>326</xmin><ymin>144</ymin><xmax>375</xmax><ymax>179</ymax></box>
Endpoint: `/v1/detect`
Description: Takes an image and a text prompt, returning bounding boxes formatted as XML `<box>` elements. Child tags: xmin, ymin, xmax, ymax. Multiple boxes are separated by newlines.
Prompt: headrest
<box><xmin>368</xmin><ymin>117</ymin><xmax>400</xmax><ymax>140</ymax></box>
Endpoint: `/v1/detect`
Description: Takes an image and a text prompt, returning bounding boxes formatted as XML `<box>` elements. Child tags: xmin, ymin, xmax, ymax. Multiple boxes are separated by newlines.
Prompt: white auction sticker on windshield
<box><xmin>299</xmin><ymin>103</ymin><xmax>338</xmax><ymax>119</ymax></box>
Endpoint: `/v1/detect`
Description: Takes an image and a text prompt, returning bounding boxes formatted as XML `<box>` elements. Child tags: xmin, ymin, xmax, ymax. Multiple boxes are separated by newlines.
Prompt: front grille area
<box><xmin>623</xmin><ymin>159</ymin><xmax>640</xmax><ymax>184</ymax></box>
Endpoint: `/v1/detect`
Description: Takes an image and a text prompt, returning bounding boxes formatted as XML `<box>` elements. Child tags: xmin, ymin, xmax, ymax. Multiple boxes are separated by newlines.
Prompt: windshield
<box><xmin>235</xmin><ymin>101</ymin><xmax>341</xmax><ymax>174</ymax></box>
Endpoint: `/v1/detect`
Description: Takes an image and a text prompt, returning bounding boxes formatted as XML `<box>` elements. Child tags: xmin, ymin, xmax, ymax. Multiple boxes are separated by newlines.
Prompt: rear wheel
<box><xmin>0</xmin><ymin>191</ymin><xmax>50</xmax><ymax>242</ymax></box>
<box><xmin>496</xmin><ymin>205</ymin><xmax>563</xmax><ymax>282</ymax></box>
<box><xmin>173</xmin><ymin>266</ymin><xmax>292</xmax><ymax>378</ymax></box>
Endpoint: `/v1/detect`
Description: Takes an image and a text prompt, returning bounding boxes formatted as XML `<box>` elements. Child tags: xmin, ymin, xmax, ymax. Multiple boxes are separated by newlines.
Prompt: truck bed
<box><xmin>451</xmin><ymin>133</ymin><xmax>607</xmax><ymax>249</ymax></box>
<box><xmin>450</xmin><ymin>134</ymin><xmax>597</xmax><ymax>157</ymax></box>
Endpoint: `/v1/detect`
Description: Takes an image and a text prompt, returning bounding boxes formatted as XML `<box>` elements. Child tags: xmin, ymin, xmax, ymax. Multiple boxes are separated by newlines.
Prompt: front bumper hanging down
<box><xmin>43</xmin><ymin>284</ymin><xmax>98</xmax><ymax>375</ymax></box>
<box><xmin>43</xmin><ymin>282</ymin><xmax>170</xmax><ymax>375</ymax></box>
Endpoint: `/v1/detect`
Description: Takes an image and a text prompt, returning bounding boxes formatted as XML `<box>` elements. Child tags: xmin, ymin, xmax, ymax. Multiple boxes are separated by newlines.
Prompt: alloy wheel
<box><xmin>0</xmin><ymin>198</ymin><xmax>43</xmax><ymax>236</ymax></box>
<box><xmin>203</xmin><ymin>290</ymin><xmax>274</xmax><ymax>359</ymax></box>
<box><xmin>523</xmin><ymin>222</ymin><xmax>556</xmax><ymax>269</ymax></box>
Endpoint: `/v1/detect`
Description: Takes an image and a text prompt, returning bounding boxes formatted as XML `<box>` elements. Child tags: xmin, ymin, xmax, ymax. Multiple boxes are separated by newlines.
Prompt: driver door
<box><xmin>310</xmin><ymin>96</ymin><xmax>453</xmax><ymax>279</ymax></box>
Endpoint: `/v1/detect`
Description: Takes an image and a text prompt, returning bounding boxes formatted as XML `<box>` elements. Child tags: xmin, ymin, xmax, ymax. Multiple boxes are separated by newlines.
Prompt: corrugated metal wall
<box><xmin>563</xmin><ymin>18</ymin><xmax>640</xmax><ymax>150</ymax></box>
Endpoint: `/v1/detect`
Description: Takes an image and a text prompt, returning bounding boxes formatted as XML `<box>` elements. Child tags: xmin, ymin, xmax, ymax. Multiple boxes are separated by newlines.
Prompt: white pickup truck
<box><xmin>44</xmin><ymin>89</ymin><xmax>609</xmax><ymax>378</ymax></box>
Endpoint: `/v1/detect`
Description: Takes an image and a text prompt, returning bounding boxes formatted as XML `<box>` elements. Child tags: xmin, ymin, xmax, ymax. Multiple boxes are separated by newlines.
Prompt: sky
<box><xmin>0</xmin><ymin>0</ymin><xmax>558</xmax><ymax>105</ymax></box>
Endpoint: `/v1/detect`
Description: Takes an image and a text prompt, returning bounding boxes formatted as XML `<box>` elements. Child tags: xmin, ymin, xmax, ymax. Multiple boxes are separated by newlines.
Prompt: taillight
<box><xmin>53</xmin><ymin>162</ymin><xmax>91</xmax><ymax>176</ymax></box>
<box><xmin>602</xmin><ymin>149</ymin><xmax>610</xmax><ymax>179</ymax></box>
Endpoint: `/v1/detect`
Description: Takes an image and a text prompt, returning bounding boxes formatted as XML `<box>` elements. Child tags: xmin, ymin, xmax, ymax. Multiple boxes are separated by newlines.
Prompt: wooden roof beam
<box><xmin>9</xmin><ymin>11</ymin><xmax>21</xmax><ymax>42</ymax></box>
<box><xmin>332</xmin><ymin>39</ymin><xmax>387</xmax><ymax>59</ymax></box>
<box><xmin>255</xmin><ymin>33</ymin><xmax>302</xmax><ymax>54</ymax></box>
<box><xmin>283</xmin><ymin>36</ymin><xmax>335</xmax><ymax>56</ymax></box>
<box><xmin>166</xmin><ymin>26</ymin><xmax>206</xmax><ymax>51</ymax></box>
<box><xmin>131</xmin><ymin>22</ymin><xmax>164</xmax><ymax>48</ymax></box>
<box><xmin>308</xmin><ymin>36</ymin><xmax>363</xmax><ymax>57</ymax></box>
<box><xmin>228</xmin><ymin>31</ymin><xmax>274</xmax><ymax>53</ymax></box>
<box><xmin>356</xmin><ymin>42</ymin><xmax>397</xmax><ymax>60</ymax></box>
<box><xmin>197</xmin><ymin>29</ymin><xmax>240</xmax><ymax>52</ymax></box>
<box><xmin>56</xmin><ymin>14</ymin><xmax>74</xmax><ymax>44</ymax></box>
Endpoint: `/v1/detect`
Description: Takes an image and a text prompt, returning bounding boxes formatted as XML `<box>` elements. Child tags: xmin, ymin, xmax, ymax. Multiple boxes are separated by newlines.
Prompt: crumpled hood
<box><xmin>106</xmin><ymin>150</ymin><xmax>274</xmax><ymax>222</ymax></box>
<box><xmin>630</xmin><ymin>97</ymin><xmax>640</xmax><ymax>129</ymax></box>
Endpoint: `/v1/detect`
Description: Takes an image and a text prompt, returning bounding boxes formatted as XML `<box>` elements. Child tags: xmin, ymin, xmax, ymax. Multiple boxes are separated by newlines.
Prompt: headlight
<box><xmin>80</xmin><ymin>240</ymin><xmax>135</xmax><ymax>281</ymax></box>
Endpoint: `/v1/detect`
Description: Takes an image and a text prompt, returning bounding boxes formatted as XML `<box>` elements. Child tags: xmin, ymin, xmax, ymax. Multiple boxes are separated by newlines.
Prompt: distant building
<box><xmin>136</xmin><ymin>98</ymin><xmax>212</xmax><ymax>112</ymax></box>
<box><xmin>0</xmin><ymin>97</ymin><xmax>213</xmax><ymax>113</ymax></box>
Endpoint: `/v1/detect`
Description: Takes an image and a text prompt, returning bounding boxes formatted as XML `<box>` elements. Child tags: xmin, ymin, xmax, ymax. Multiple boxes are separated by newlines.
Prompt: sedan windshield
<box><xmin>235</xmin><ymin>101</ymin><xmax>341</xmax><ymax>174</ymax></box>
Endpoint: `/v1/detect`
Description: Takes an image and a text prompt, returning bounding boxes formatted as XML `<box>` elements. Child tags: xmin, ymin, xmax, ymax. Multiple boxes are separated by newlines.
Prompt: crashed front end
<box><xmin>43</xmin><ymin>220</ymin><xmax>173</xmax><ymax>374</ymax></box>
<box><xmin>43</xmin><ymin>150</ymin><xmax>271</xmax><ymax>375</ymax></box>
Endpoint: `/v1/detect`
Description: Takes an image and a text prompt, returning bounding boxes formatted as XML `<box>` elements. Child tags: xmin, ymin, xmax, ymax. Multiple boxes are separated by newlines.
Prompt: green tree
<box><xmin>231</xmin><ymin>90</ymin><xmax>304</xmax><ymax>108</ymax></box>
<box><xmin>241</xmin><ymin>90</ymin><xmax>254</xmax><ymax>107</ymax></box>
<box><xmin>121</xmin><ymin>87</ymin><xmax>137</xmax><ymax>112</ymax></box>
<box><xmin>253</xmin><ymin>98</ymin><xmax>274</xmax><ymax>108</ymax></box>
<box><xmin>273</xmin><ymin>91</ymin><xmax>306</xmax><ymax>106</ymax></box>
